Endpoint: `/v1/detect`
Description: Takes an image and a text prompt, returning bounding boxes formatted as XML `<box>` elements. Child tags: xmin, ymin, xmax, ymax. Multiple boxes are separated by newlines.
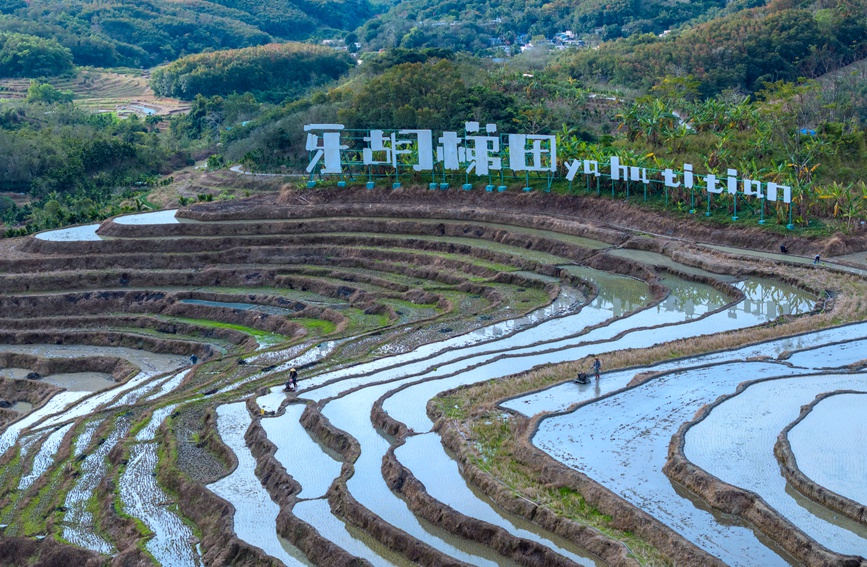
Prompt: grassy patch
<box><xmin>160</xmin><ymin>316</ymin><xmax>287</xmax><ymax>347</ymax></box>
<box><xmin>296</xmin><ymin>317</ymin><xmax>338</xmax><ymax>335</ymax></box>
<box><xmin>464</xmin><ymin>410</ymin><xmax>669</xmax><ymax>566</ymax></box>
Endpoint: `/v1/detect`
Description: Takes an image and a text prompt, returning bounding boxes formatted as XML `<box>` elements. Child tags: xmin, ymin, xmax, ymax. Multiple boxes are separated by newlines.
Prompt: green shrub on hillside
<box><xmin>151</xmin><ymin>43</ymin><xmax>355</xmax><ymax>101</ymax></box>
<box><xmin>0</xmin><ymin>32</ymin><xmax>72</xmax><ymax>77</ymax></box>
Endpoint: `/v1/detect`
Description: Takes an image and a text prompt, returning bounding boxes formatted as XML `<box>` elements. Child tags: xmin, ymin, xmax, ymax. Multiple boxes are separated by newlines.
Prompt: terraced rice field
<box><xmin>1</xmin><ymin>189</ymin><xmax>865</xmax><ymax>567</ymax></box>
<box><xmin>0</xmin><ymin>70</ymin><xmax>190</xmax><ymax>116</ymax></box>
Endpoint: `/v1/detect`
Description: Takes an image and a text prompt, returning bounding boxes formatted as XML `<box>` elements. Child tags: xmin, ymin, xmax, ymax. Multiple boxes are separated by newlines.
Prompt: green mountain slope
<box><xmin>0</xmin><ymin>0</ymin><xmax>372</xmax><ymax>70</ymax></box>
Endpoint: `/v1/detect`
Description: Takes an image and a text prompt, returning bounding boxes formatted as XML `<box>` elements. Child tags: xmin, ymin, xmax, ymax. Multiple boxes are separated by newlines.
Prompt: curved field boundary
<box><xmin>664</xmin><ymin>373</ymin><xmax>867</xmax><ymax>567</ymax></box>
<box><xmin>775</xmin><ymin>390</ymin><xmax>867</xmax><ymax>527</ymax></box>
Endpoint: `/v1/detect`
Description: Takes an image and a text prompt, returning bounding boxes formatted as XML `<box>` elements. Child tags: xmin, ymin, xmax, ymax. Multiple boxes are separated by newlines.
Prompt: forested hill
<box><xmin>358</xmin><ymin>0</ymin><xmax>740</xmax><ymax>52</ymax></box>
<box><xmin>0</xmin><ymin>0</ymin><xmax>372</xmax><ymax>69</ymax></box>
<box><xmin>556</xmin><ymin>0</ymin><xmax>867</xmax><ymax>96</ymax></box>
<box><xmin>151</xmin><ymin>43</ymin><xmax>355</xmax><ymax>101</ymax></box>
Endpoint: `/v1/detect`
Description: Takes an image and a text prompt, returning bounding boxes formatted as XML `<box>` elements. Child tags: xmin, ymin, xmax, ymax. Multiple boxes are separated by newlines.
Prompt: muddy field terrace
<box><xmin>1</xmin><ymin>186</ymin><xmax>866</xmax><ymax>567</ymax></box>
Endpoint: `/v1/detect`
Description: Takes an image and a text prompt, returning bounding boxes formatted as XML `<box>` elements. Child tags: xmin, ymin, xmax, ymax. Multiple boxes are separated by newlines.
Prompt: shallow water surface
<box><xmin>535</xmin><ymin>362</ymin><xmax>811</xmax><ymax>567</ymax></box>
<box><xmin>261</xmin><ymin>403</ymin><xmax>342</xmax><ymax>499</ymax></box>
<box><xmin>34</xmin><ymin>224</ymin><xmax>102</xmax><ymax>241</ymax></box>
<box><xmin>685</xmin><ymin>374</ymin><xmax>867</xmax><ymax>555</ymax></box>
<box><xmin>121</xmin><ymin>441</ymin><xmax>202</xmax><ymax>566</ymax></box>
<box><xmin>10</xmin><ymin>401</ymin><xmax>32</xmax><ymax>413</ymax></box>
<box><xmin>323</xmin><ymin>389</ymin><xmax>521</xmax><ymax>567</ymax></box>
<box><xmin>208</xmin><ymin>403</ymin><xmax>309</xmax><ymax>566</ymax></box>
<box><xmin>607</xmin><ymin>248</ymin><xmax>738</xmax><ymax>281</ymax></box>
<box><xmin>788</xmin><ymin>393</ymin><xmax>867</xmax><ymax>507</ymax></box>
<box><xmin>63</xmin><ymin>417</ymin><xmax>131</xmax><ymax>553</ymax></box>
<box><xmin>395</xmin><ymin>433</ymin><xmax>600</xmax><ymax>566</ymax></box>
<box><xmin>114</xmin><ymin>210</ymin><xmax>185</xmax><ymax>225</ymax></box>
<box><xmin>504</xmin><ymin>322</ymin><xmax>867</xmax><ymax>416</ymax></box>
<box><xmin>42</xmin><ymin>372</ymin><xmax>116</xmax><ymax>392</ymax></box>
<box><xmin>18</xmin><ymin>422</ymin><xmax>73</xmax><ymax>490</ymax></box>
<box><xmin>292</xmin><ymin>498</ymin><xmax>410</xmax><ymax>567</ymax></box>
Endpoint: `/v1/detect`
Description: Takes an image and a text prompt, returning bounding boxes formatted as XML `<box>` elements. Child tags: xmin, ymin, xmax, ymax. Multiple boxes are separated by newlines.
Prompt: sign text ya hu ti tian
<box><xmin>305</xmin><ymin>122</ymin><xmax>792</xmax><ymax>203</ymax></box>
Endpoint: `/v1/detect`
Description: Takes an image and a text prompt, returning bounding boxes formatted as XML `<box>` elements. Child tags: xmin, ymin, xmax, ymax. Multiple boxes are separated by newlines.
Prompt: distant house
<box><xmin>553</xmin><ymin>31</ymin><xmax>584</xmax><ymax>49</ymax></box>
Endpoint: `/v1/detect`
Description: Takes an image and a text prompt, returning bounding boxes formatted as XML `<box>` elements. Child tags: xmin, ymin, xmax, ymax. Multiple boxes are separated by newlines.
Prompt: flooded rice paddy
<box><xmin>260</xmin><ymin>403</ymin><xmax>342</xmax><ymax>499</ymax></box>
<box><xmin>3</xmin><ymin>208</ymin><xmax>866</xmax><ymax>567</ymax></box>
<box><xmin>121</xmin><ymin>440</ymin><xmax>203</xmax><ymax>566</ymax></box>
<box><xmin>685</xmin><ymin>374</ymin><xmax>867</xmax><ymax>555</ymax></box>
<box><xmin>34</xmin><ymin>224</ymin><xmax>102</xmax><ymax>241</ymax></box>
<box><xmin>395</xmin><ymin>433</ymin><xmax>602</xmax><ymax>566</ymax></box>
<box><xmin>787</xmin><ymin>393</ymin><xmax>867</xmax><ymax>507</ymax></box>
<box><xmin>63</xmin><ymin>417</ymin><xmax>130</xmax><ymax>553</ymax></box>
<box><xmin>207</xmin><ymin>403</ymin><xmax>309</xmax><ymax>566</ymax></box>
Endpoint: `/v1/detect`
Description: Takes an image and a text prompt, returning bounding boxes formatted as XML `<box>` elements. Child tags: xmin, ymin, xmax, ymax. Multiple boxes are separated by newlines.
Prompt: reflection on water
<box><xmin>607</xmin><ymin>248</ymin><xmax>738</xmax><ymax>282</ymax></box>
<box><xmin>559</xmin><ymin>265</ymin><xmax>650</xmax><ymax>318</ymax></box>
<box><xmin>685</xmin><ymin>374</ymin><xmax>867</xmax><ymax>556</ymax></box>
<box><xmin>207</xmin><ymin>403</ymin><xmax>308</xmax><ymax>566</ymax></box>
<box><xmin>730</xmin><ymin>278</ymin><xmax>813</xmax><ymax>319</ymax></box>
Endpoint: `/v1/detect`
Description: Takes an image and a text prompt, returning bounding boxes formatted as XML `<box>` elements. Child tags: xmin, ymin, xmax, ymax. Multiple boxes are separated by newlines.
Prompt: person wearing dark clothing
<box><xmin>780</xmin><ymin>244</ymin><xmax>788</xmax><ymax>254</ymax></box>
<box><xmin>814</xmin><ymin>254</ymin><xmax>821</xmax><ymax>265</ymax></box>
<box><xmin>285</xmin><ymin>367</ymin><xmax>298</xmax><ymax>391</ymax></box>
<box><xmin>189</xmin><ymin>354</ymin><xmax>198</xmax><ymax>365</ymax></box>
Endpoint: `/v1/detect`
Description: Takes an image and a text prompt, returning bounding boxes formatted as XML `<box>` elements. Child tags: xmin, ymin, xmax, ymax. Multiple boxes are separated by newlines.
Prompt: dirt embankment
<box><xmin>241</xmin><ymin>398</ymin><xmax>372</xmax><ymax>567</ymax></box>
<box><xmin>0</xmin><ymin>353</ymin><xmax>137</xmax><ymax>381</ymax></box>
<box><xmin>368</xmin><ymin>384</ymin><xmax>636</xmax><ymax>567</ymax></box>
<box><xmin>0</xmin><ymin>330</ymin><xmax>214</xmax><ymax>359</ymax></box>
<box><xmin>176</xmin><ymin>186</ymin><xmax>867</xmax><ymax>256</ymax></box>
<box><xmin>511</xmin><ymin>408</ymin><xmax>724</xmax><ymax>567</ymax></box>
<box><xmin>774</xmin><ymin>391</ymin><xmax>867</xmax><ymax>527</ymax></box>
<box><xmin>156</xmin><ymin>405</ymin><xmax>286</xmax><ymax>567</ymax></box>
<box><xmin>0</xmin><ymin>536</ymin><xmax>105</xmax><ymax>567</ymax></box>
<box><xmin>664</xmin><ymin>382</ymin><xmax>867</xmax><ymax>567</ymax></box>
<box><xmin>0</xmin><ymin>315</ymin><xmax>256</xmax><ymax>350</ymax></box>
<box><xmin>297</xmin><ymin>400</ymin><xmax>484</xmax><ymax>567</ymax></box>
<box><xmin>0</xmin><ymin>354</ymin><xmax>137</xmax><ymax>429</ymax></box>
<box><xmin>0</xmin><ymin>291</ymin><xmax>306</xmax><ymax>338</ymax></box>
<box><xmin>372</xmin><ymin>396</ymin><xmax>597</xmax><ymax>567</ymax></box>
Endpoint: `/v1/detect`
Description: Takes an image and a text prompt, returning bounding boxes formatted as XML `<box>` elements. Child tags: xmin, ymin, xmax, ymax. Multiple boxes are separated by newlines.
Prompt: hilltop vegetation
<box><xmin>557</xmin><ymin>0</ymin><xmax>867</xmax><ymax>96</ymax></box>
<box><xmin>151</xmin><ymin>43</ymin><xmax>355</xmax><ymax>101</ymax></box>
<box><xmin>0</xmin><ymin>0</ymin><xmax>866</xmax><ymax>237</ymax></box>
<box><xmin>358</xmin><ymin>0</ymin><xmax>744</xmax><ymax>52</ymax></box>
<box><xmin>0</xmin><ymin>0</ymin><xmax>371</xmax><ymax>69</ymax></box>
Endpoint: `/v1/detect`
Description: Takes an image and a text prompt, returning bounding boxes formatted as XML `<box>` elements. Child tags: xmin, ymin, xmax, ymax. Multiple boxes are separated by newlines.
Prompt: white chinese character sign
<box><xmin>303</xmin><ymin>121</ymin><xmax>794</xmax><ymax>224</ymax></box>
